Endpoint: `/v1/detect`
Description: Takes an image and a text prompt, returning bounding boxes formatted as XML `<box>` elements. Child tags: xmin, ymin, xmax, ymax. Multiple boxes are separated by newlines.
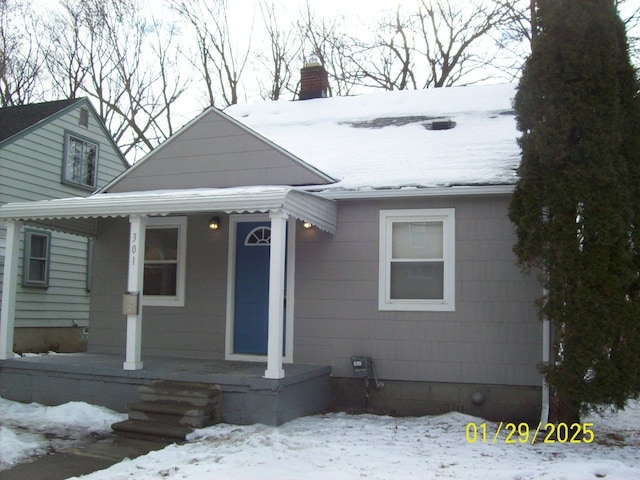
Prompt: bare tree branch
<box><xmin>415</xmin><ymin>0</ymin><xmax>510</xmax><ymax>88</ymax></box>
<box><xmin>0</xmin><ymin>0</ymin><xmax>43</xmax><ymax>106</ymax></box>
<box><xmin>171</xmin><ymin>0</ymin><xmax>253</xmax><ymax>107</ymax></box>
<box><xmin>296</xmin><ymin>0</ymin><xmax>360</xmax><ymax>96</ymax></box>
<box><xmin>39</xmin><ymin>0</ymin><xmax>189</xmax><ymax>161</ymax></box>
<box><xmin>257</xmin><ymin>0</ymin><xmax>302</xmax><ymax>101</ymax></box>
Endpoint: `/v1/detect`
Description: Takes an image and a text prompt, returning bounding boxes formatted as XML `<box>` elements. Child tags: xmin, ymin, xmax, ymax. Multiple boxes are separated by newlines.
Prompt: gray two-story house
<box><xmin>0</xmin><ymin>99</ymin><xmax>128</xmax><ymax>353</ymax></box>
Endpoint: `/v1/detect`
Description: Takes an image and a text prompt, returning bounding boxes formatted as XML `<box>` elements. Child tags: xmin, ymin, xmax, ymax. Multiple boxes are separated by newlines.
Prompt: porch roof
<box><xmin>0</xmin><ymin>186</ymin><xmax>337</xmax><ymax>234</ymax></box>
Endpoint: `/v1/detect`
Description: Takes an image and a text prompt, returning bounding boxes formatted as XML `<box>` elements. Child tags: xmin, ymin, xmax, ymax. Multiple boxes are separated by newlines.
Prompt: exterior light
<box><xmin>303</xmin><ymin>222</ymin><xmax>312</xmax><ymax>229</ymax></box>
<box><xmin>208</xmin><ymin>216</ymin><xmax>221</xmax><ymax>230</ymax></box>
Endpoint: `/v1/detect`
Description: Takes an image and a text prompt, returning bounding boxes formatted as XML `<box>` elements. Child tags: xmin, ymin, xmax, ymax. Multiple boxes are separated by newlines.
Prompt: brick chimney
<box><xmin>299</xmin><ymin>56</ymin><xmax>328</xmax><ymax>100</ymax></box>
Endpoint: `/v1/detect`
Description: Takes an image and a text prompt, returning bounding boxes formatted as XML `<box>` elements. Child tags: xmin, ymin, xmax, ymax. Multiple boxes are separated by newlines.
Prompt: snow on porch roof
<box><xmin>0</xmin><ymin>186</ymin><xmax>338</xmax><ymax>234</ymax></box>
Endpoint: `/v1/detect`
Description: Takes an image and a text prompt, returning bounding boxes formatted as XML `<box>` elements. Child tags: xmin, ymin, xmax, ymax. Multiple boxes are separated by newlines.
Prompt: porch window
<box><xmin>23</xmin><ymin>229</ymin><xmax>51</xmax><ymax>288</ymax></box>
<box><xmin>62</xmin><ymin>131</ymin><xmax>99</xmax><ymax>189</ymax></box>
<box><xmin>379</xmin><ymin>209</ymin><xmax>455</xmax><ymax>311</ymax></box>
<box><xmin>143</xmin><ymin>216</ymin><xmax>187</xmax><ymax>307</ymax></box>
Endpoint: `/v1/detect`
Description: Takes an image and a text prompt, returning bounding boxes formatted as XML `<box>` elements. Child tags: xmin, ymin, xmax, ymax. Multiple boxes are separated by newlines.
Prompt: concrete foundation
<box><xmin>13</xmin><ymin>327</ymin><xmax>88</xmax><ymax>354</ymax></box>
<box><xmin>331</xmin><ymin>377</ymin><xmax>541</xmax><ymax>423</ymax></box>
<box><xmin>0</xmin><ymin>354</ymin><xmax>331</xmax><ymax>426</ymax></box>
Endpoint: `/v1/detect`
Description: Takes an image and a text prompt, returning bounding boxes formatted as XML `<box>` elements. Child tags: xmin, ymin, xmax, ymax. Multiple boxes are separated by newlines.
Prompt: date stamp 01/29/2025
<box><xmin>465</xmin><ymin>422</ymin><xmax>596</xmax><ymax>445</ymax></box>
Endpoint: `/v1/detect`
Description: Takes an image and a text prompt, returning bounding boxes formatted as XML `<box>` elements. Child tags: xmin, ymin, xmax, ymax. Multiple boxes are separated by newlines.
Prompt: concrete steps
<box><xmin>112</xmin><ymin>380</ymin><xmax>221</xmax><ymax>442</ymax></box>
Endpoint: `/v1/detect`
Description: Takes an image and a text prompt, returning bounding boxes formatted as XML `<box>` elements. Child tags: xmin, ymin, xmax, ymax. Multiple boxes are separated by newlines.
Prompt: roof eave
<box><xmin>0</xmin><ymin>187</ymin><xmax>338</xmax><ymax>235</ymax></box>
<box><xmin>313</xmin><ymin>184</ymin><xmax>516</xmax><ymax>200</ymax></box>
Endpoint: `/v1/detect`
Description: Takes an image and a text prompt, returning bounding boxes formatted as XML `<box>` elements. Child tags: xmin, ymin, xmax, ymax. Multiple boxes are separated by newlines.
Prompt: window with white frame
<box><xmin>143</xmin><ymin>217</ymin><xmax>187</xmax><ymax>307</ymax></box>
<box><xmin>63</xmin><ymin>131</ymin><xmax>99</xmax><ymax>189</ymax></box>
<box><xmin>23</xmin><ymin>229</ymin><xmax>51</xmax><ymax>288</ymax></box>
<box><xmin>379</xmin><ymin>209</ymin><xmax>455</xmax><ymax>311</ymax></box>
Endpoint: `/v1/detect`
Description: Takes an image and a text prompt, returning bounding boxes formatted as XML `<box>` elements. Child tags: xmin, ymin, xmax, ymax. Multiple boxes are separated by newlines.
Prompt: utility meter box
<box><xmin>351</xmin><ymin>355</ymin><xmax>372</xmax><ymax>378</ymax></box>
<box><xmin>122</xmin><ymin>292</ymin><xmax>140</xmax><ymax>315</ymax></box>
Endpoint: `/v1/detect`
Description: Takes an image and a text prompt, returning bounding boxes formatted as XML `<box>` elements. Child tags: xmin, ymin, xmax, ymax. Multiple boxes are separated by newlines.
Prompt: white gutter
<box><xmin>541</xmin><ymin>286</ymin><xmax>551</xmax><ymax>425</ymax></box>
<box><xmin>312</xmin><ymin>184</ymin><xmax>515</xmax><ymax>200</ymax></box>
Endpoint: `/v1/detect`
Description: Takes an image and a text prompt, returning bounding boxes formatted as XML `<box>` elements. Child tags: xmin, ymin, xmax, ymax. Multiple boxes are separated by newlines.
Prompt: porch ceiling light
<box><xmin>208</xmin><ymin>216</ymin><xmax>221</xmax><ymax>230</ymax></box>
<box><xmin>303</xmin><ymin>222</ymin><xmax>313</xmax><ymax>229</ymax></box>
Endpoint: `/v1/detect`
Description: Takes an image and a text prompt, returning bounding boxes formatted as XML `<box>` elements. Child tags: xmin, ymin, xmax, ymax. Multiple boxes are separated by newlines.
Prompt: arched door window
<box><xmin>244</xmin><ymin>226</ymin><xmax>271</xmax><ymax>246</ymax></box>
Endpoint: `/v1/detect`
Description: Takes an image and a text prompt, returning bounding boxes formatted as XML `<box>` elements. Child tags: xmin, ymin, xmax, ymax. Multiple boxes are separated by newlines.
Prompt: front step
<box><xmin>139</xmin><ymin>381</ymin><xmax>221</xmax><ymax>408</ymax></box>
<box><xmin>127</xmin><ymin>400</ymin><xmax>212</xmax><ymax>426</ymax></box>
<box><xmin>112</xmin><ymin>380</ymin><xmax>222</xmax><ymax>442</ymax></box>
<box><xmin>111</xmin><ymin>419</ymin><xmax>192</xmax><ymax>442</ymax></box>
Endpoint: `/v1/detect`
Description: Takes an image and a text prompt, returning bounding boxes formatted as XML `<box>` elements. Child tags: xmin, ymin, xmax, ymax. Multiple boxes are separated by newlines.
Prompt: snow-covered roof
<box><xmin>225</xmin><ymin>83</ymin><xmax>520</xmax><ymax>192</ymax></box>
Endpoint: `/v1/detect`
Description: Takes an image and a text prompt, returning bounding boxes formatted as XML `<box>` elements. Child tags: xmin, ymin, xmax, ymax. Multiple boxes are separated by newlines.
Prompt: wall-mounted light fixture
<box><xmin>208</xmin><ymin>216</ymin><xmax>221</xmax><ymax>230</ymax></box>
<box><xmin>303</xmin><ymin>222</ymin><xmax>313</xmax><ymax>229</ymax></box>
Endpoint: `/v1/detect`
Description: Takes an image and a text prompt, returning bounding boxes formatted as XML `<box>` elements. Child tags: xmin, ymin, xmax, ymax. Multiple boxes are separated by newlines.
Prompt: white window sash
<box><xmin>379</xmin><ymin>209</ymin><xmax>455</xmax><ymax>312</ymax></box>
<box><xmin>142</xmin><ymin>216</ymin><xmax>187</xmax><ymax>307</ymax></box>
<box><xmin>64</xmin><ymin>133</ymin><xmax>98</xmax><ymax>188</ymax></box>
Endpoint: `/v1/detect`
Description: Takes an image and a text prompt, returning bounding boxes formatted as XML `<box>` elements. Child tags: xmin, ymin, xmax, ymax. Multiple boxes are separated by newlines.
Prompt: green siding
<box><xmin>0</xmin><ymin>102</ymin><xmax>127</xmax><ymax>329</ymax></box>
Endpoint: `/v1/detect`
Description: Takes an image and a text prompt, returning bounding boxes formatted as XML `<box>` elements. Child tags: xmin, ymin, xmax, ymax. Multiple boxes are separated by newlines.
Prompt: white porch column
<box><xmin>0</xmin><ymin>220</ymin><xmax>21</xmax><ymax>359</ymax></box>
<box><xmin>123</xmin><ymin>215</ymin><xmax>147</xmax><ymax>370</ymax></box>
<box><xmin>264</xmin><ymin>210</ymin><xmax>287</xmax><ymax>379</ymax></box>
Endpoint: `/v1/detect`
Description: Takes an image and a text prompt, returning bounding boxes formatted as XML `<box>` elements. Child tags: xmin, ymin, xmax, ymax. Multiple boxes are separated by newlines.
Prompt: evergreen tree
<box><xmin>509</xmin><ymin>0</ymin><xmax>640</xmax><ymax>422</ymax></box>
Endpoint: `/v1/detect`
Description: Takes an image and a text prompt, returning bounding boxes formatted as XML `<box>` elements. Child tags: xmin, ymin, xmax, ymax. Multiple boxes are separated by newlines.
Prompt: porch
<box><xmin>0</xmin><ymin>353</ymin><xmax>332</xmax><ymax>426</ymax></box>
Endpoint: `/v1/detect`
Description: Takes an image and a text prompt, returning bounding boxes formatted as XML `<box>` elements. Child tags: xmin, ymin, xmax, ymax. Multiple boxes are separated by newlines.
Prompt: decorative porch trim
<box><xmin>0</xmin><ymin>186</ymin><xmax>337</xmax><ymax>235</ymax></box>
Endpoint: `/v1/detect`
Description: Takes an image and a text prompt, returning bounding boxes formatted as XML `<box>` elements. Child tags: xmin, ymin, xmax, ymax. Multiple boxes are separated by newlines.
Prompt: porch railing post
<box><xmin>0</xmin><ymin>220</ymin><xmax>21</xmax><ymax>359</ymax></box>
<box><xmin>123</xmin><ymin>214</ymin><xmax>147</xmax><ymax>370</ymax></box>
<box><xmin>265</xmin><ymin>210</ymin><xmax>287</xmax><ymax>379</ymax></box>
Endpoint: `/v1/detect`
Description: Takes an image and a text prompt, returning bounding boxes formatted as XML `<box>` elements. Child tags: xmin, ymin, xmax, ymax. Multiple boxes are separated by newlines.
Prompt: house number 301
<box><xmin>131</xmin><ymin>232</ymin><xmax>138</xmax><ymax>265</ymax></box>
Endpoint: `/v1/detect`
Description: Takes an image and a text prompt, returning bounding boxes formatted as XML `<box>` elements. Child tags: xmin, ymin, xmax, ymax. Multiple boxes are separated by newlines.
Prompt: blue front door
<box><xmin>233</xmin><ymin>221</ymin><xmax>272</xmax><ymax>354</ymax></box>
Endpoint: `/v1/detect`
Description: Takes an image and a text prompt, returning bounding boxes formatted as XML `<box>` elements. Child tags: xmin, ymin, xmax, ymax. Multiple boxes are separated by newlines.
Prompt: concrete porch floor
<box><xmin>0</xmin><ymin>354</ymin><xmax>332</xmax><ymax>426</ymax></box>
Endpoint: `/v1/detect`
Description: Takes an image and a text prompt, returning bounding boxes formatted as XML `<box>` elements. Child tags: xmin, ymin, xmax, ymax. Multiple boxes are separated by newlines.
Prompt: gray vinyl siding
<box><xmin>0</xmin><ymin>102</ymin><xmax>127</xmax><ymax>329</ymax></box>
<box><xmin>87</xmin><ymin>195</ymin><xmax>541</xmax><ymax>389</ymax></box>
<box><xmin>89</xmin><ymin>215</ymin><xmax>229</xmax><ymax>358</ymax></box>
<box><xmin>0</xmin><ymin>105</ymin><xmax>125</xmax><ymax>203</ymax></box>
<box><xmin>13</xmin><ymin>229</ymin><xmax>90</xmax><ymax>327</ymax></box>
<box><xmin>294</xmin><ymin>195</ymin><xmax>541</xmax><ymax>387</ymax></box>
<box><xmin>107</xmin><ymin>109</ymin><xmax>332</xmax><ymax>193</ymax></box>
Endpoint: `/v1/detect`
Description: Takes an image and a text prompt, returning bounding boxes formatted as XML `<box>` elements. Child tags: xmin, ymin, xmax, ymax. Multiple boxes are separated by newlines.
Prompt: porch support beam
<box><xmin>265</xmin><ymin>210</ymin><xmax>287</xmax><ymax>379</ymax></box>
<box><xmin>123</xmin><ymin>215</ymin><xmax>147</xmax><ymax>370</ymax></box>
<box><xmin>0</xmin><ymin>220</ymin><xmax>21</xmax><ymax>359</ymax></box>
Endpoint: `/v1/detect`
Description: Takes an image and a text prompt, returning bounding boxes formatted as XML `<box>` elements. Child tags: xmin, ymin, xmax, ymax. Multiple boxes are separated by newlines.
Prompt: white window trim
<box><xmin>22</xmin><ymin>229</ymin><xmax>51</xmax><ymax>288</ymax></box>
<box><xmin>379</xmin><ymin>208</ymin><xmax>455</xmax><ymax>312</ymax></box>
<box><xmin>62</xmin><ymin>130</ymin><xmax>99</xmax><ymax>190</ymax></box>
<box><xmin>142</xmin><ymin>216</ymin><xmax>187</xmax><ymax>307</ymax></box>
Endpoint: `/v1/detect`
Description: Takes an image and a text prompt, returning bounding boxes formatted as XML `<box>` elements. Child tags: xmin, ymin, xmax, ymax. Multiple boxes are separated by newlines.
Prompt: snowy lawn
<box><xmin>0</xmin><ymin>396</ymin><xmax>126</xmax><ymax>469</ymax></box>
<box><xmin>1</xmin><ymin>396</ymin><xmax>639</xmax><ymax>480</ymax></box>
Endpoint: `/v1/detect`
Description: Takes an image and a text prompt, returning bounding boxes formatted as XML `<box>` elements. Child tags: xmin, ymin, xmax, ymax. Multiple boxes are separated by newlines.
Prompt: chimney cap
<box><xmin>305</xmin><ymin>53</ymin><xmax>321</xmax><ymax>67</ymax></box>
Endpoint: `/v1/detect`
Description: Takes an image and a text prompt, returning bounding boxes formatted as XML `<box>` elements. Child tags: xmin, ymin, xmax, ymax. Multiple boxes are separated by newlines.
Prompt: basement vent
<box><xmin>79</xmin><ymin>107</ymin><xmax>89</xmax><ymax>128</ymax></box>
<box><xmin>424</xmin><ymin>118</ymin><xmax>456</xmax><ymax>130</ymax></box>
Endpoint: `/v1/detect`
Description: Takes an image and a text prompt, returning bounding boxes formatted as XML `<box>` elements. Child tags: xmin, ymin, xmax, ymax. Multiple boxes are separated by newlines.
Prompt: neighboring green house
<box><xmin>0</xmin><ymin>99</ymin><xmax>128</xmax><ymax>353</ymax></box>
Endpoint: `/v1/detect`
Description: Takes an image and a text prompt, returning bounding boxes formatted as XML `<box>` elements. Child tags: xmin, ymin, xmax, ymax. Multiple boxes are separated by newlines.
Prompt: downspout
<box><xmin>540</xmin><ymin>286</ymin><xmax>550</xmax><ymax>425</ymax></box>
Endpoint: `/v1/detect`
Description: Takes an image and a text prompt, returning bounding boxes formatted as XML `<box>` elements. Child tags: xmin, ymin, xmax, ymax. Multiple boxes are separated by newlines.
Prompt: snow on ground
<box><xmin>1</xmin><ymin>396</ymin><xmax>639</xmax><ymax>479</ymax></box>
<box><xmin>0</xmin><ymin>397</ymin><xmax>126</xmax><ymax>470</ymax></box>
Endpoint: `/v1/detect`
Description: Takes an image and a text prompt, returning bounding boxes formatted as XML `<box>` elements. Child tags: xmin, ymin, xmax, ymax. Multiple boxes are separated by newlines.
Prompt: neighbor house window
<box><xmin>143</xmin><ymin>216</ymin><xmax>187</xmax><ymax>307</ymax></box>
<box><xmin>63</xmin><ymin>131</ymin><xmax>98</xmax><ymax>189</ymax></box>
<box><xmin>379</xmin><ymin>209</ymin><xmax>455</xmax><ymax>311</ymax></box>
<box><xmin>23</xmin><ymin>229</ymin><xmax>51</xmax><ymax>288</ymax></box>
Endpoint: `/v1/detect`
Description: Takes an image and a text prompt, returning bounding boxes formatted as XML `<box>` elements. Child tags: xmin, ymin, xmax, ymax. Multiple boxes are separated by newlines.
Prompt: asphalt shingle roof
<box><xmin>0</xmin><ymin>98</ymin><xmax>81</xmax><ymax>144</ymax></box>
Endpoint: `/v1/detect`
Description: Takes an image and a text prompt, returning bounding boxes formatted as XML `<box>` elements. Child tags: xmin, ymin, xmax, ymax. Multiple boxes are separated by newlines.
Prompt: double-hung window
<box><xmin>23</xmin><ymin>229</ymin><xmax>51</xmax><ymax>288</ymax></box>
<box><xmin>143</xmin><ymin>216</ymin><xmax>187</xmax><ymax>307</ymax></box>
<box><xmin>63</xmin><ymin>131</ymin><xmax>99</xmax><ymax>189</ymax></box>
<box><xmin>379</xmin><ymin>209</ymin><xmax>455</xmax><ymax>311</ymax></box>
